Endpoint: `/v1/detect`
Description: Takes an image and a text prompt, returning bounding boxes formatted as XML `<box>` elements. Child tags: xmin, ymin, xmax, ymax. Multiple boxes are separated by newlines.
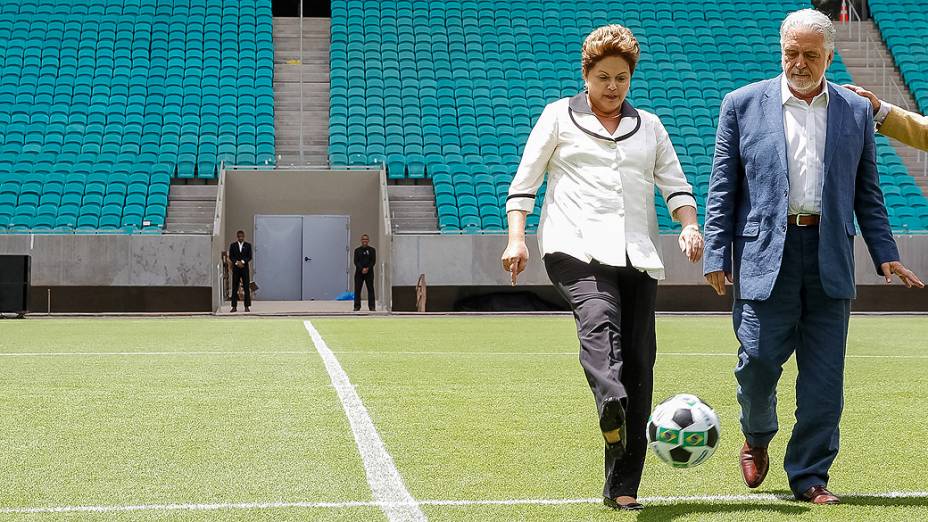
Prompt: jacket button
<box><xmin>611</xmin><ymin>162</ymin><xmax>618</xmax><ymax>169</ymax></box>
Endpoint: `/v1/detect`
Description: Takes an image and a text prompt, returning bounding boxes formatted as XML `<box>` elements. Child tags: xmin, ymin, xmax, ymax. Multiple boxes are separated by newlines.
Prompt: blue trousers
<box><xmin>733</xmin><ymin>225</ymin><xmax>851</xmax><ymax>496</ymax></box>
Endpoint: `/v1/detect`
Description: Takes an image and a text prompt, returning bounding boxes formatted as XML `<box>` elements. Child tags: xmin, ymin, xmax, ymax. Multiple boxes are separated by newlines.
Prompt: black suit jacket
<box><xmin>354</xmin><ymin>246</ymin><xmax>376</xmax><ymax>272</ymax></box>
<box><xmin>229</xmin><ymin>241</ymin><xmax>253</xmax><ymax>270</ymax></box>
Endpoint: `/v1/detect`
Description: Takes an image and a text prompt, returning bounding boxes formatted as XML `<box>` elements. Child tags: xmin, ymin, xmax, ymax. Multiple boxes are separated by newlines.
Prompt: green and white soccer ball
<box><xmin>647</xmin><ymin>393</ymin><xmax>720</xmax><ymax>469</ymax></box>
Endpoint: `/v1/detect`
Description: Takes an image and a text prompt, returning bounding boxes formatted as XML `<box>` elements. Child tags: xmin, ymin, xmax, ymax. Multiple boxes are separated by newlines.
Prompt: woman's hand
<box><xmin>678</xmin><ymin>224</ymin><xmax>704</xmax><ymax>263</ymax></box>
<box><xmin>501</xmin><ymin>240</ymin><xmax>529</xmax><ymax>285</ymax></box>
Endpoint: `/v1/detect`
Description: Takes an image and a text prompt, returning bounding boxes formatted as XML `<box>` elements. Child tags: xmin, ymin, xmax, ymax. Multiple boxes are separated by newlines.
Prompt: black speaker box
<box><xmin>0</xmin><ymin>255</ymin><xmax>30</xmax><ymax>314</ymax></box>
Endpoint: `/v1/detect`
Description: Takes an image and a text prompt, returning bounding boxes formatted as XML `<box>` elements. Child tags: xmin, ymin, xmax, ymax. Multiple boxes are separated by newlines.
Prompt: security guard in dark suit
<box><xmin>229</xmin><ymin>229</ymin><xmax>252</xmax><ymax>312</ymax></box>
<box><xmin>353</xmin><ymin>234</ymin><xmax>376</xmax><ymax>311</ymax></box>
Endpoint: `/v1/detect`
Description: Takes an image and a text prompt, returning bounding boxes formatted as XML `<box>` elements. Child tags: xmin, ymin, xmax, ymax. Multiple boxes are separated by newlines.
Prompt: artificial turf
<box><xmin>1</xmin><ymin>316</ymin><xmax>926</xmax><ymax>521</ymax></box>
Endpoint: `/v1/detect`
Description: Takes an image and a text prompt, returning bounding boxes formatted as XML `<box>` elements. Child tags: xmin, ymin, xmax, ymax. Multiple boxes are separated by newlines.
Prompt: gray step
<box><xmin>274</xmin><ymin>65</ymin><xmax>329</xmax><ymax>81</ymax></box>
<box><xmin>836</xmin><ymin>20</ymin><xmax>927</xmax><ymax>193</ymax></box>
<box><xmin>169</xmin><ymin>200</ymin><xmax>218</xmax><ymax>208</ymax></box>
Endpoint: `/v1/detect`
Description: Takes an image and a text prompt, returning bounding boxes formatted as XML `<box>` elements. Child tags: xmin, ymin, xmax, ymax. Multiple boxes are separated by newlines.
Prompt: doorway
<box><xmin>253</xmin><ymin>214</ymin><xmax>350</xmax><ymax>300</ymax></box>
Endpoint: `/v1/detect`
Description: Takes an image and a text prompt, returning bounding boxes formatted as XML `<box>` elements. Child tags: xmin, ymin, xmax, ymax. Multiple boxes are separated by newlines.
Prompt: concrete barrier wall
<box><xmin>392</xmin><ymin>233</ymin><xmax>928</xmax><ymax>287</ymax></box>
<box><xmin>0</xmin><ymin>234</ymin><xmax>213</xmax><ymax>287</ymax></box>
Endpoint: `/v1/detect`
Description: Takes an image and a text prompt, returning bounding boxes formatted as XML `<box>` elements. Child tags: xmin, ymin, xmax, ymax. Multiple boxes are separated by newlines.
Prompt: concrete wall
<box><xmin>0</xmin><ymin>234</ymin><xmax>213</xmax><ymax>287</ymax></box>
<box><xmin>376</xmin><ymin>168</ymin><xmax>394</xmax><ymax>310</ymax></box>
<box><xmin>223</xmin><ymin>168</ymin><xmax>388</xmax><ymax>306</ymax></box>
<box><xmin>392</xmin><ymin>233</ymin><xmax>928</xmax><ymax>287</ymax></box>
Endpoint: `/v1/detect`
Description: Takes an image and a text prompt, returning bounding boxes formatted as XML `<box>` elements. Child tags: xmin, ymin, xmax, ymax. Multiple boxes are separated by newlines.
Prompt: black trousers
<box><xmin>544</xmin><ymin>252</ymin><xmax>658</xmax><ymax>499</ymax></box>
<box><xmin>354</xmin><ymin>269</ymin><xmax>375</xmax><ymax>309</ymax></box>
<box><xmin>231</xmin><ymin>267</ymin><xmax>251</xmax><ymax>307</ymax></box>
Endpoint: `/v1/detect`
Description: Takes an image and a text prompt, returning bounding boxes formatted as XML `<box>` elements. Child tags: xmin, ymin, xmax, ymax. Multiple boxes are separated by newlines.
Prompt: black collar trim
<box><xmin>567</xmin><ymin>91</ymin><xmax>641</xmax><ymax>143</ymax></box>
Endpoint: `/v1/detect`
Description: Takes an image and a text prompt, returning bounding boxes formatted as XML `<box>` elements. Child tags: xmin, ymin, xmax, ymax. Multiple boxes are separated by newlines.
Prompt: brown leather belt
<box><xmin>787</xmin><ymin>214</ymin><xmax>821</xmax><ymax>226</ymax></box>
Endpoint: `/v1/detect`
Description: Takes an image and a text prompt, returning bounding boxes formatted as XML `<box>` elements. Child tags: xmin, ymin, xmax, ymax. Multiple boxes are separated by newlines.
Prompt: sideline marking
<box><xmin>303</xmin><ymin>320</ymin><xmax>426</xmax><ymax>522</ymax></box>
<box><xmin>330</xmin><ymin>350</ymin><xmax>928</xmax><ymax>360</ymax></box>
<box><xmin>4</xmin><ymin>491</ymin><xmax>927</xmax><ymax>514</ymax></box>
<box><xmin>0</xmin><ymin>351</ymin><xmax>307</xmax><ymax>357</ymax></box>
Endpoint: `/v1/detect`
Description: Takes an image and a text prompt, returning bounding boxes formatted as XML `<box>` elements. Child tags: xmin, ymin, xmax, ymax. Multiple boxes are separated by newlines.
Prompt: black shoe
<box><xmin>244</xmin><ymin>307</ymin><xmax>250</xmax><ymax>312</ymax></box>
<box><xmin>369</xmin><ymin>307</ymin><xmax>375</xmax><ymax>312</ymax></box>
<box><xmin>600</xmin><ymin>397</ymin><xmax>627</xmax><ymax>448</ymax></box>
<box><xmin>353</xmin><ymin>307</ymin><xmax>361</xmax><ymax>312</ymax></box>
<box><xmin>603</xmin><ymin>497</ymin><xmax>644</xmax><ymax>511</ymax></box>
<box><xmin>230</xmin><ymin>307</ymin><xmax>237</xmax><ymax>312</ymax></box>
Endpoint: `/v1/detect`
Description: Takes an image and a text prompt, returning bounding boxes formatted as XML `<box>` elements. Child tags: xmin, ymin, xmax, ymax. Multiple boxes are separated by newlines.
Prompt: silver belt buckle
<box><xmin>795</xmin><ymin>213</ymin><xmax>809</xmax><ymax>227</ymax></box>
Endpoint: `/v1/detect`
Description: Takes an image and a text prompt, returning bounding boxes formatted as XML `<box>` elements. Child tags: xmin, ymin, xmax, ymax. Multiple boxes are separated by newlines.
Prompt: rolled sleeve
<box><xmin>652</xmin><ymin>117</ymin><xmax>696</xmax><ymax>220</ymax></box>
<box><xmin>506</xmin><ymin>103</ymin><xmax>558</xmax><ymax>214</ymax></box>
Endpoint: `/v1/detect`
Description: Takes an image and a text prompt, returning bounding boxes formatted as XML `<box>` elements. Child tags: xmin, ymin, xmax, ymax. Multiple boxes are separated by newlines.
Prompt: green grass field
<box><xmin>1</xmin><ymin>315</ymin><xmax>927</xmax><ymax>521</ymax></box>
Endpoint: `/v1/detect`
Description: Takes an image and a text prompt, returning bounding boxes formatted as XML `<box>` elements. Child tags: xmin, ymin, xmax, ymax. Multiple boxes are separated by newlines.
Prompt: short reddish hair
<box><xmin>581</xmin><ymin>25</ymin><xmax>640</xmax><ymax>76</ymax></box>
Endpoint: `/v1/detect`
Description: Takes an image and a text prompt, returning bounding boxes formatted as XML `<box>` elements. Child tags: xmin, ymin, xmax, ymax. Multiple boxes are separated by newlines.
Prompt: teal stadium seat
<box><xmin>329</xmin><ymin>0</ymin><xmax>928</xmax><ymax>232</ymax></box>
<box><xmin>0</xmin><ymin>0</ymin><xmax>275</xmax><ymax>231</ymax></box>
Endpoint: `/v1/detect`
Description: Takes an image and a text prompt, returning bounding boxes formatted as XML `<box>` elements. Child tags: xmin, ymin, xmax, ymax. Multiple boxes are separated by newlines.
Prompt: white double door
<box><xmin>253</xmin><ymin>215</ymin><xmax>350</xmax><ymax>300</ymax></box>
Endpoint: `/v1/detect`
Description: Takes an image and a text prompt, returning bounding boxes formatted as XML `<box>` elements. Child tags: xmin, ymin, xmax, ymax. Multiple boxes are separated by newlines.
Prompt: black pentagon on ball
<box><xmin>670</xmin><ymin>446</ymin><xmax>692</xmax><ymax>463</ymax></box>
<box><xmin>648</xmin><ymin>421</ymin><xmax>657</xmax><ymax>442</ymax></box>
<box><xmin>672</xmin><ymin>408</ymin><xmax>694</xmax><ymax>429</ymax></box>
<box><xmin>707</xmin><ymin>425</ymin><xmax>720</xmax><ymax>448</ymax></box>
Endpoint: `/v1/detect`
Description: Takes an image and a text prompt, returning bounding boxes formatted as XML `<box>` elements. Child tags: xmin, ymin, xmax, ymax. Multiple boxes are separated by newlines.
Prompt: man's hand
<box><xmin>235</xmin><ymin>260</ymin><xmax>244</xmax><ymax>268</ymax></box>
<box><xmin>842</xmin><ymin>84</ymin><xmax>881</xmax><ymax>112</ymax></box>
<box><xmin>501</xmin><ymin>240</ymin><xmax>529</xmax><ymax>286</ymax></box>
<box><xmin>705</xmin><ymin>270</ymin><xmax>733</xmax><ymax>296</ymax></box>
<box><xmin>362</xmin><ymin>267</ymin><xmax>368</xmax><ymax>274</ymax></box>
<box><xmin>880</xmin><ymin>261</ymin><xmax>925</xmax><ymax>288</ymax></box>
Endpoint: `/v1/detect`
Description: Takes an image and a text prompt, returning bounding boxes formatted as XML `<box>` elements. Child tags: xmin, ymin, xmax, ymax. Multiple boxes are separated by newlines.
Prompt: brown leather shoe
<box><xmin>740</xmin><ymin>441</ymin><xmax>769</xmax><ymax>488</ymax></box>
<box><xmin>800</xmin><ymin>486</ymin><xmax>840</xmax><ymax>505</ymax></box>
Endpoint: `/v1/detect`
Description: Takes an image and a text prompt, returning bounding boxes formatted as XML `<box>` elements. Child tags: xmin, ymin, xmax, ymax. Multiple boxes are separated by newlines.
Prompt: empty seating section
<box><xmin>331</xmin><ymin>0</ymin><xmax>928</xmax><ymax>233</ymax></box>
<box><xmin>869</xmin><ymin>0</ymin><xmax>928</xmax><ymax>231</ymax></box>
<box><xmin>0</xmin><ymin>0</ymin><xmax>274</xmax><ymax>232</ymax></box>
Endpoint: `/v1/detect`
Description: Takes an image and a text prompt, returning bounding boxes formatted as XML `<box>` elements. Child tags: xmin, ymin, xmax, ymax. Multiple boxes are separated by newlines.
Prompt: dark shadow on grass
<box><xmin>836</xmin><ymin>495</ymin><xmax>928</xmax><ymax>508</ymax></box>
<box><xmin>762</xmin><ymin>488</ymin><xmax>928</xmax><ymax>507</ymax></box>
<box><xmin>633</xmin><ymin>502</ymin><xmax>809</xmax><ymax>521</ymax></box>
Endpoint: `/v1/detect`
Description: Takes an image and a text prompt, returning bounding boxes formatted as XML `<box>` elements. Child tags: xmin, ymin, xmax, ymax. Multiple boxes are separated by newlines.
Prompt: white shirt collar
<box><xmin>781</xmin><ymin>74</ymin><xmax>829</xmax><ymax>106</ymax></box>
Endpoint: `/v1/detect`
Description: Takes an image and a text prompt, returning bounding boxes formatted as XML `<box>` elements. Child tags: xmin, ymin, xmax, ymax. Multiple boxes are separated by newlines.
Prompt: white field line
<box><xmin>0</xmin><ymin>351</ymin><xmax>308</xmax><ymax>357</ymax></box>
<box><xmin>303</xmin><ymin>320</ymin><xmax>426</xmax><ymax>522</ymax></box>
<box><xmin>3</xmin><ymin>491</ymin><xmax>928</xmax><ymax>514</ymax></box>
<box><xmin>331</xmin><ymin>351</ymin><xmax>928</xmax><ymax>360</ymax></box>
<box><xmin>3</xmin><ymin>350</ymin><xmax>922</xmax><ymax>360</ymax></box>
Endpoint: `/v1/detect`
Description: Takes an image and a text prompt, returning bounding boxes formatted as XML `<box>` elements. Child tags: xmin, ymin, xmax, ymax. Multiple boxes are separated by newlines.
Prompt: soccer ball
<box><xmin>647</xmin><ymin>393</ymin><xmax>720</xmax><ymax>469</ymax></box>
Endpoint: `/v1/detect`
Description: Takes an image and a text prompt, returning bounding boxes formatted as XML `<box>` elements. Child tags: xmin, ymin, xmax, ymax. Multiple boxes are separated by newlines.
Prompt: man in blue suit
<box><xmin>703</xmin><ymin>9</ymin><xmax>923</xmax><ymax>505</ymax></box>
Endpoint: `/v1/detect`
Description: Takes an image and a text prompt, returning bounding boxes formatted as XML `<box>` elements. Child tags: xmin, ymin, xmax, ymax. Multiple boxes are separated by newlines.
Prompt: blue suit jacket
<box><xmin>703</xmin><ymin>76</ymin><xmax>899</xmax><ymax>300</ymax></box>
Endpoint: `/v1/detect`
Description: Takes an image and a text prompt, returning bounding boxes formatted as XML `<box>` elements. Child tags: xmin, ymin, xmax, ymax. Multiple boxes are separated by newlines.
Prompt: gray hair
<box><xmin>780</xmin><ymin>9</ymin><xmax>836</xmax><ymax>52</ymax></box>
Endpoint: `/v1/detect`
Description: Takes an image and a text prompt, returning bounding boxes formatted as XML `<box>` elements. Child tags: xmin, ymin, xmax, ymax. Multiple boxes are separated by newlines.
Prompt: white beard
<box><xmin>786</xmin><ymin>72</ymin><xmax>824</xmax><ymax>95</ymax></box>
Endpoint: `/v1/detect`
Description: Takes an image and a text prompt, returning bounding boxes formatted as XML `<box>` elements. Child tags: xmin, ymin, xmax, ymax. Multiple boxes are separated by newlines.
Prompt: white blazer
<box><xmin>506</xmin><ymin>93</ymin><xmax>697</xmax><ymax>280</ymax></box>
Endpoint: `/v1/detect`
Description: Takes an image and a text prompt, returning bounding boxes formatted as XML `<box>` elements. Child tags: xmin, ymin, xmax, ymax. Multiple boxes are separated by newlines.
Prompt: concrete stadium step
<box><xmin>274</xmin><ymin>66</ymin><xmax>329</xmax><ymax>83</ymax></box>
<box><xmin>274</xmin><ymin>16</ymin><xmax>330</xmax><ymax>167</ymax></box>
<box><xmin>837</xmin><ymin>20</ymin><xmax>928</xmax><ymax>197</ymax></box>
<box><xmin>388</xmin><ymin>185</ymin><xmax>439</xmax><ymax>232</ymax></box>
<box><xmin>165</xmin><ymin>185</ymin><xmax>218</xmax><ymax>234</ymax></box>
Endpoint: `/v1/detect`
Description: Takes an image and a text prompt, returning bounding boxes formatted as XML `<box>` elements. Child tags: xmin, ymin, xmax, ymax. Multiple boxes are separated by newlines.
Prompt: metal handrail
<box><xmin>211</xmin><ymin>161</ymin><xmax>226</xmax><ymax>237</ymax></box>
<box><xmin>299</xmin><ymin>2</ymin><xmax>305</xmax><ymax>164</ymax></box>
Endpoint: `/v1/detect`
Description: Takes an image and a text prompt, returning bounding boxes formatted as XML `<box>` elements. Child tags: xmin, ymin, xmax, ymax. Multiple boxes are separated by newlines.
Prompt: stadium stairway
<box><xmin>164</xmin><ymin>184</ymin><xmax>216</xmax><ymax>234</ymax></box>
<box><xmin>273</xmin><ymin>18</ymin><xmax>329</xmax><ymax>165</ymax></box>
<box><xmin>388</xmin><ymin>185</ymin><xmax>439</xmax><ymax>232</ymax></box>
<box><xmin>836</xmin><ymin>21</ymin><xmax>928</xmax><ymax>196</ymax></box>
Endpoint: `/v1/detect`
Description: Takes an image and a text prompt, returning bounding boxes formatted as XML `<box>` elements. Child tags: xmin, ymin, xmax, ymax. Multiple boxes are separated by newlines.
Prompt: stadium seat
<box><xmin>0</xmin><ymin>0</ymin><xmax>275</xmax><ymax>232</ymax></box>
<box><xmin>328</xmin><ymin>0</ymin><xmax>928</xmax><ymax>232</ymax></box>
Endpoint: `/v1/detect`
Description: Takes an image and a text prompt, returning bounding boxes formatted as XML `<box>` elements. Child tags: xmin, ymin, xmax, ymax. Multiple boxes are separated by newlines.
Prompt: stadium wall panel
<box><xmin>391</xmin><ymin>234</ymin><xmax>928</xmax><ymax>311</ymax></box>
<box><xmin>0</xmin><ymin>234</ymin><xmax>213</xmax><ymax>287</ymax></box>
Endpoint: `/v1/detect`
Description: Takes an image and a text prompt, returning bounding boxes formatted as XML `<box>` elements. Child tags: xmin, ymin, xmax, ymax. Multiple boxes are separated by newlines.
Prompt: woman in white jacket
<box><xmin>501</xmin><ymin>25</ymin><xmax>703</xmax><ymax>511</ymax></box>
